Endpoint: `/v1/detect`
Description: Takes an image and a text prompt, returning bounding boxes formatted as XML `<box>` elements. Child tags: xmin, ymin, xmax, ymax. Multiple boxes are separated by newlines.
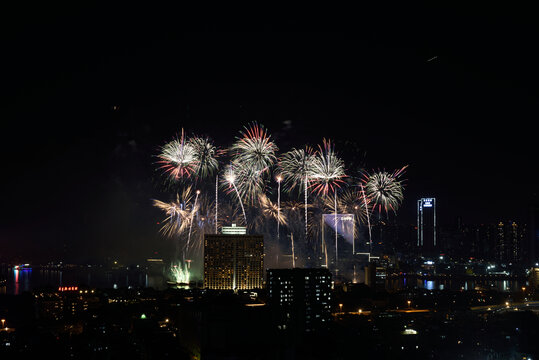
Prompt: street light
<box><xmin>339</xmin><ymin>303</ymin><xmax>343</xmax><ymax>313</ymax></box>
<box><xmin>407</xmin><ymin>300</ymin><xmax>411</xmax><ymax>308</ymax></box>
<box><xmin>1</xmin><ymin>319</ymin><xmax>5</xmax><ymax>329</ymax></box>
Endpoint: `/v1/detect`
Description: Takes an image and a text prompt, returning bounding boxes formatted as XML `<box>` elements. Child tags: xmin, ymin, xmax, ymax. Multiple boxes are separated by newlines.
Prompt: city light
<box><xmin>3</xmin><ymin>11</ymin><xmax>538</xmax><ymax>360</ymax></box>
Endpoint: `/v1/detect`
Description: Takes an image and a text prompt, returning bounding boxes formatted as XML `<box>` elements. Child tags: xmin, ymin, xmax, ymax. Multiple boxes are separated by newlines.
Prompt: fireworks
<box><xmin>259</xmin><ymin>193</ymin><xmax>288</xmax><ymax>227</ymax></box>
<box><xmin>279</xmin><ymin>147</ymin><xmax>315</xmax><ymax>239</ymax></box>
<box><xmin>228</xmin><ymin>122</ymin><xmax>278</xmax><ymax>203</ymax></box>
<box><xmin>170</xmin><ymin>262</ymin><xmax>190</xmax><ymax>284</ymax></box>
<box><xmin>338</xmin><ymin>187</ymin><xmax>368</xmax><ymax>225</ymax></box>
<box><xmin>152</xmin><ymin>122</ymin><xmax>408</xmax><ymax>277</ymax></box>
<box><xmin>222</xmin><ymin>164</ymin><xmax>247</xmax><ymax>225</ymax></box>
<box><xmin>279</xmin><ymin>147</ymin><xmax>315</xmax><ymax>193</ymax></box>
<box><xmin>158</xmin><ymin>129</ymin><xmax>196</xmax><ymax>181</ymax></box>
<box><xmin>310</xmin><ymin>139</ymin><xmax>346</xmax><ymax>196</ymax></box>
<box><xmin>189</xmin><ymin>135</ymin><xmax>222</xmax><ymax>179</ymax></box>
<box><xmin>231</xmin><ymin>122</ymin><xmax>278</xmax><ymax>173</ymax></box>
<box><xmin>362</xmin><ymin>166</ymin><xmax>407</xmax><ymax>215</ymax></box>
<box><xmin>152</xmin><ymin>191</ymin><xmax>192</xmax><ymax>238</ymax></box>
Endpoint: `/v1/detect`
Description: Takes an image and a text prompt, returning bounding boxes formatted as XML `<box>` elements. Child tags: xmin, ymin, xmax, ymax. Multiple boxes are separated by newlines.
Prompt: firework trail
<box><xmin>291</xmin><ymin>232</ymin><xmax>296</xmax><ymax>268</ymax></box>
<box><xmin>222</xmin><ymin>165</ymin><xmax>247</xmax><ymax>225</ymax></box>
<box><xmin>186</xmin><ymin>190</ymin><xmax>201</xmax><ymax>252</ymax></box>
<box><xmin>362</xmin><ymin>165</ymin><xmax>407</xmax><ymax>216</ymax></box>
<box><xmin>360</xmin><ymin>184</ymin><xmax>373</xmax><ymax>250</ymax></box>
<box><xmin>337</xmin><ymin>186</ymin><xmax>369</xmax><ymax>254</ymax></box>
<box><xmin>283</xmin><ymin>200</ymin><xmax>312</xmax><ymax>240</ymax></box>
<box><xmin>334</xmin><ymin>190</ymin><xmax>338</xmax><ymax>265</ymax></box>
<box><xmin>158</xmin><ymin>129</ymin><xmax>197</xmax><ymax>182</ymax></box>
<box><xmin>280</xmin><ymin>147</ymin><xmax>315</xmax><ymax>240</ymax></box>
<box><xmin>337</xmin><ymin>187</ymin><xmax>368</xmax><ymax>223</ymax></box>
<box><xmin>215</xmin><ymin>174</ymin><xmax>219</xmax><ymax>233</ymax></box>
<box><xmin>306</xmin><ymin>196</ymin><xmax>327</xmax><ymax>245</ymax></box>
<box><xmin>187</xmin><ymin>193</ymin><xmax>216</xmax><ymax>257</ymax></box>
<box><xmin>276</xmin><ymin>175</ymin><xmax>282</xmax><ymax>240</ymax></box>
<box><xmin>276</xmin><ymin>175</ymin><xmax>282</xmax><ymax>265</ymax></box>
<box><xmin>308</xmin><ymin>139</ymin><xmax>345</xmax><ymax>267</ymax></box>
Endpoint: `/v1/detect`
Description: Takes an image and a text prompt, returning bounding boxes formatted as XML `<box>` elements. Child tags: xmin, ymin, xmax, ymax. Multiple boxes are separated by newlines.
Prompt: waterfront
<box><xmin>386</xmin><ymin>274</ymin><xmax>528</xmax><ymax>292</ymax></box>
<box><xmin>0</xmin><ymin>267</ymin><xmax>167</xmax><ymax>295</ymax></box>
<box><xmin>0</xmin><ymin>267</ymin><xmax>529</xmax><ymax>295</ymax></box>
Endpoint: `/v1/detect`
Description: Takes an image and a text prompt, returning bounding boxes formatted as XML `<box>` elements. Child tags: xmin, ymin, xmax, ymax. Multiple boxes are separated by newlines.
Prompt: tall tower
<box><xmin>495</xmin><ymin>221</ymin><xmax>524</xmax><ymax>264</ymax></box>
<box><xmin>417</xmin><ymin>198</ymin><xmax>437</xmax><ymax>252</ymax></box>
<box><xmin>203</xmin><ymin>225</ymin><xmax>264</xmax><ymax>290</ymax></box>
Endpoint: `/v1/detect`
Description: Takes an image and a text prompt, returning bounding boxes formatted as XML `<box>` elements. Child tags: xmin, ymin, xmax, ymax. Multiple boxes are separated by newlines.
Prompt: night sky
<box><xmin>2</xmin><ymin>4</ymin><xmax>537</xmax><ymax>263</ymax></box>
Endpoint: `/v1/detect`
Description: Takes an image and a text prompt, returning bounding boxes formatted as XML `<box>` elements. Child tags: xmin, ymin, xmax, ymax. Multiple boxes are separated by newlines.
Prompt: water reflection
<box><xmin>386</xmin><ymin>276</ymin><xmax>525</xmax><ymax>292</ymax></box>
<box><xmin>424</xmin><ymin>280</ymin><xmax>435</xmax><ymax>290</ymax></box>
<box><xmin>2</xmin><ymin>268</ymin><xmax>164</xmax><ymax>295</ymax></box>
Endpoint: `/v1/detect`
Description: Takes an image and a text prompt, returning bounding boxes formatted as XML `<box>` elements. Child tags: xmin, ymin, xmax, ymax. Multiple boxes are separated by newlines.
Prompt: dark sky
<box><xmin>1</xmin><ymin>4</ymin><xmax>537</xmax><ymax>263</ymax></box>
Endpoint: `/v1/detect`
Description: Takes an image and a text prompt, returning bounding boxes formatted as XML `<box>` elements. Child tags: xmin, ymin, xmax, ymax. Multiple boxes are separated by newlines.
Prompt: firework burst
<box><xmin>259</xmin><ymin>193</ymin><xmax>288</xmax><ymax>227</ymax></box>
<box><xmin>279</xmin><ymin>147</ymin><xmax>316</xmax><ymax>239</ymax></box>
<box><xmin>152</xmin><ymin>186</ymin><xmax>196</xmax><ymax>238</ymax></box>
<box><xmin>362</xmin><ymin>165</ymin><xmax>407</xmax><ymax>215</ymax></box>
<box><xmin>337</xmin><ymin>187</ymin><xmax>368</xmax><ymax>224</ymax></box>
<box><xmin>279</xmin><ymin>147</ymin><xmax>315</xmax><ymax>193</ymax></box>
<box><xmin>157</xmin><ymin>129</ymin><xmax>197</xmax><ymax>182</ymax></box>
<box><xmin>188</xmin><ymin>135</ymin><xmax>223</xmax><ymax>179</ymax></box>
<box><xmin>231</xmin><ymin>122</ymin><xmax>278</xmax><ymax>173</ymax></box>
<box><xmin>310</xmin><ymin>139</ymin><xmax>346</xmax><ymax>196</ymax></box>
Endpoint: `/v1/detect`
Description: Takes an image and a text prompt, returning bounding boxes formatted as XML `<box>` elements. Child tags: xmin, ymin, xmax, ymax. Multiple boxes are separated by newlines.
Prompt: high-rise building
<box><xmin>364</xmin><ymin>261</ymin><xmax>387</xmax><ymax>288</ymax></box>
<box><xmin>417</xmin><ymin>198</ymin><xmax>437</xmax><ymax>253</ymax></box>
<box><xmin>267</xmin><ymin>268</ymin><xmax>332</xmax><ymax>333</ymax></box>
<box><xmin>203</xmin><ymin>225</ymin><xmax>264</xmax><ymax>290</ymax></box>
<box><xmin>529</xmin><ymin>266</ymin><xmax>539</xmax><ymax>290</ymax></box>
<box><xmin>527</xmin><ymin>193</ymin><xmax>539</xmax><ymax>266</ymax></box>
<box><xmin>495</xmin><ymin>221</ymin><xmax>526</xmax><ymax>264</ymax></box>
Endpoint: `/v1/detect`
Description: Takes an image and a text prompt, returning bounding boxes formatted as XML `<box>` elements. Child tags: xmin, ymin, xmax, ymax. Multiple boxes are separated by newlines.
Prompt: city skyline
<box><xmin>2</xmin><ymin>4</ymin><xmax>538</xmax><ymax>263</ymax></box>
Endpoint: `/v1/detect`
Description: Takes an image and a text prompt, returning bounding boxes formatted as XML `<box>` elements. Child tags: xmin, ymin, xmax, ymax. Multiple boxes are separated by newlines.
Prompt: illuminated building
<box><xmin>146</xmin><ymin>258</ymin><xmax>165</xmax><ymax>275</ymax></box>
<box><xmin>527</xmin><ymin>194</ymin><xmax>539</xmax><ymax>266</ymax></box>
<box><xmin>221</xmin><ymin>225</ymin><xmax>247</xmax><ymax>235</ymax></box>
<box><xmin>529</xmin><ymin>266</ymin><xmax>539</xmax><ymax>290</ymax></box>
<box><xmin>267</xmin><ymin>268</ymin><xmax>332</xmax><ymax>333</ymax></box>
<box><xmin>203</xmin><ymin>225</ymin><xmax>264</xmax><ymax>290</ymax></box>
<box><xmin>417</xmin><ymin>198</ymin><xmax>437</xmax><ymax>252</ymax></box>
<box><xmin>35</xmin><ymin>287</ymin><xmax>98</xmax><ymax>320</ymax></box>
<box><xmin>495</xmin><ymin>221</ymin><xmax>525</xmax><ymax>264</ymax></box>
<box><xmin>364</xmin><ymin>262</ymin><xmax>387</xmax><ymax>288</ymax></box>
